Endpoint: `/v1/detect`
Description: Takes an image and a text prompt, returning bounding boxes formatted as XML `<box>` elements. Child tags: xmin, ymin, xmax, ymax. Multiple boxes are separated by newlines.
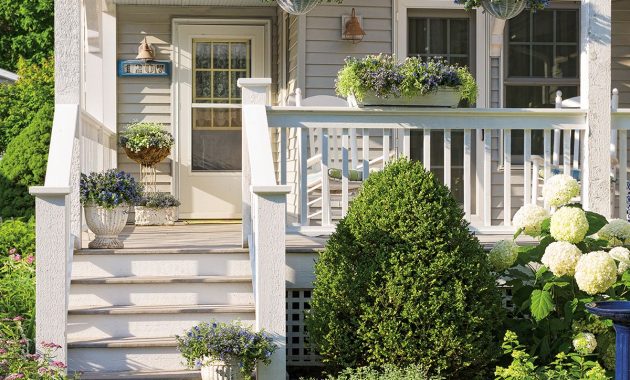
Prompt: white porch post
<box><xmin>581</xmin><ymin>0</ymin><xmax>612</xmax><ymax>216</ymax></box>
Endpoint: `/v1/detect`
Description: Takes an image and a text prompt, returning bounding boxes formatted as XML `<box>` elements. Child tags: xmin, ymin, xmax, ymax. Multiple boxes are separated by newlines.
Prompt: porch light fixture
<box><xmin>136</xmin><ymin>37</ymin><xmax>155</xmax><ymax>61</ymax></box>
<box><xmin>342</xmin><ymin>8</ymin><xmax>366</xmax><ymax>44</ymax></box>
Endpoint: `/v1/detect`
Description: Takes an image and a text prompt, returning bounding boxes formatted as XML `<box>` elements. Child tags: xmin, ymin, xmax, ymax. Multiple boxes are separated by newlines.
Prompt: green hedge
<box><xmin>306</xmin><ymin>159</ymin><xmax>504</xmax><ymax>378</ymax></box>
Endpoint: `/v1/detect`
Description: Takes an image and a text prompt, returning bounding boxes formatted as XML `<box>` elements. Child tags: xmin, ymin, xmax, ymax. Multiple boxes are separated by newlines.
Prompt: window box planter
<box><xmin>201</xmin><ymin>359</ymin><xmax>244</xmax><ymax>380</ymax></box>
<box><xmin>356</xmin><ymin>87</ymin><xmax>461</xmax><ymax>108</ymax></box>
<box><xmin>134</xmin><ymin>206</ymin><xmax>177</xmax><ymax>226</ymax></box>
<box><xmin>84</xmin><ymin>204</ymin><xmax>129</xmax><ymax>249</ymax></box>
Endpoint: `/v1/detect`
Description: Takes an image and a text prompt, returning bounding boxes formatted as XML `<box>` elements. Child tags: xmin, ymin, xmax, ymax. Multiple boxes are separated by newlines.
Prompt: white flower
<box><xmin>541</xmin><ymin>242</ymin><xmax>582</xmax><ymax>277</ymax></box>
<box><xmin>575</xmin><ymin>251</ymin><xmax>618</xmax><ymax>295</ymax></box>
<box><xmin>573</xmin><ymin>332</ymin><xmax>597</xmax><ymax>355</ymax></box>
<box><xmin>618</xmin><ymin>261</ymin><xmax>630</xmax><ymax>275</ymax></box>
<box><xmin>609</xmin><ymin>247</ymin><xmax>630</xmax><ymax>275</ymax></box>
<box><xmin>598</xmin><ymin>219</ymin><xmax>630</xmax><ymax>247</ymax></box>
<box><xmin>513</xmin><ymin>205</ymin><xmax>550</xmax><ymax>237</ymax></box>
<box><xmin>550</xmin><ymin>207</ymin><xmax>589</xmax><ymax>244</ymax></box>
<box><xmin>488</xmin><ymin>240</ymin><xmax>519</xmax><ymax>272</ymax></box>
<box><xmin>542</xmin><ymin>174</ymin><xmax>580</xmax><ymax>207</ymax></box>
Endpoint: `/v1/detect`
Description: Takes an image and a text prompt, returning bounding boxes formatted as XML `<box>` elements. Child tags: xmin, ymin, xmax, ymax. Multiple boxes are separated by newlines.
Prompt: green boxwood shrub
<box><xmin>326</xmin><ymin>365</ymin><xmax>439</xmax><ymax>380</ymax></box>
<box><xmin>0</xmin><ymin>219</ymin><xmax>35</xmax><ymax>255</ymax></box>
<box><xmin>306</xmin><ymin>158</ymin><xmax>504</xmax><ymax>378</ymax></box>
<box><xmin>0</xmin><ymin>103</ymin><xmax>53</xmax><ymax>219</ymax></box>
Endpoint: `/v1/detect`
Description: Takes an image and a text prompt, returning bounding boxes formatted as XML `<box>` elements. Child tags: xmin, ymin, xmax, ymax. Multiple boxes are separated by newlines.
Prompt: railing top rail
<box><xmin>267</xmin><ymin>106</ymin><xmax>586</xmax><ymax>131</ymax></box>
<box><xmin>80</xmin><ymin>109</ymin><xmax>116</xmax><ymax>137</ymax></box>
<box><xmin>38</xmin><ymin>104</ymin><xmax>80</xmax><ymax>191</ymax></box>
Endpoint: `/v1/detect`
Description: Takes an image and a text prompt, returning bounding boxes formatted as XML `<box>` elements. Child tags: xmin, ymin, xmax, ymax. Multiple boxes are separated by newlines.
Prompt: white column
<box><xmin>581</xmin><ymin>0</ymin><xmax>612</xmax><ymax>217</ymax></box>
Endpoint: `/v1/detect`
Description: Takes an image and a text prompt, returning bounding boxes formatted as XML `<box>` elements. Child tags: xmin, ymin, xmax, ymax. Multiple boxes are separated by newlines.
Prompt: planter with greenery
<box><xmin>335</xmin><ymin>55</ymin><xmax>477</xmax><ymax>108</ymax></box>
<box><xmin>80</xmin><ymin>170</ymin><xmax>142</xmax><ymax>249</ymax></box>
<box><xmin>176</xmin><ymin>321</ymin><xmax>277</xmax><ymax>380</ymax></box>
<box><xmin>135</xmin><ymin>192</ymin><xmax>181</xmax><ymax>226</ymax></box>
<box><xmin>454</xmin><ymin>0</ymin><xmax>549</xmax><ymax>20</ymax></box>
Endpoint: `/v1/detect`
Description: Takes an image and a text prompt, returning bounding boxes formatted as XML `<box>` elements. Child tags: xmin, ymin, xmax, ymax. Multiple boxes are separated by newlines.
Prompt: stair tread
<box><xmin>69</xmin><ymin>304</ymin><xmax>255</xmax><ymax>315</ymax></box>
<box><xmin>68</xmin><ymin>336</ymin><xmax>178</xmax><ymax>348</ymax></box>
<box><xmin>75</xmin><ymin>370</ymin><xmax>200</xmax><ymax>379</ymax></box>
<box><xmin>75</xmin><ymin>247</ymin><xmax>249</xmax><ymax>255</ymax></box>
<box><xmin>71</xmin><ymin>275</ymin><xmax>251</xmax><ymax>284</ymax></box>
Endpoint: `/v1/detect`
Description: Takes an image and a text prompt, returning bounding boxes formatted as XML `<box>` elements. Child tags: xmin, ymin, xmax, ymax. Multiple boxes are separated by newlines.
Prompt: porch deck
<box><xmin>81</xmin><ymin>223</ymin><xmax>521</xmax><ymax>252</ymax></box>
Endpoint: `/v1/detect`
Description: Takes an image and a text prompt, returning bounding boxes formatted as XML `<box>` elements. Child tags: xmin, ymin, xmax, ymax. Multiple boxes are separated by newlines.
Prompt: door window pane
<box><xmin>408</xmin><ymin>15</ymin><xmax>471</xmax><ymax>67</ymax></box>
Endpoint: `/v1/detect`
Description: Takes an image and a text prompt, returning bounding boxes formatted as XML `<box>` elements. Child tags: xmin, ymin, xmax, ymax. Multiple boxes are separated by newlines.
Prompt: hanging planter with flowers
<box><xmin>455</xmin><ymin>0</ymin><xmax>549</xmax><ymax>20</ymax></box>
<box><xmin>261</xmin><ymin>0</ymin><xmax>342</xmax><ymax>15</ymax></box>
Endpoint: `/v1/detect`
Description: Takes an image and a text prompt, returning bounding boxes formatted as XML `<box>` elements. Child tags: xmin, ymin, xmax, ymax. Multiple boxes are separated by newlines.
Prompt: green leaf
<box><xmin>543</xmin><ymin>281</ymin><xmax>569</xmax><ymax>291</ymax></box>
<box><xmin>585</xmin><ymin>211</ymin><xmax>608</xmax><ymax>236</ymax></box>
<box><xmin>530</xmin><ymin>289</ymin><xmax>554</xmax><ymax>321</ymax></box>
<box><xmin>536</xmin><ymin>266</ymin><xmax>549</xmax><ymax>281</ymax></box>
<box><xmin>541</xmin><ymin>218</ymin><xmax>551</xmax><ymax>235</ymax></box>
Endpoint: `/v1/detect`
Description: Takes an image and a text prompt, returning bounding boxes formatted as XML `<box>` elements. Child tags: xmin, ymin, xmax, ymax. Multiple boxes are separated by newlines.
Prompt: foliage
<box><xmin>176</xmin><ymin>321</ymin><xmax>277</xmax><ymax>380</ymax></box>
<box><xmin>0</xmin><ymin>319</ymin><xmax>76</xmax><ymax>379</ymax></box>
<box><xmin>138</xmin><ymin>192</ymin><xmax>181</xmax><ymax>209</ymax></box>
<box><xmin>0</xmin><ymin>103</ymin><xmax>53</xmax><ymax>219</ymax></box>
<box><xmin>0</xmin><ymin>0</ymin><xmax>54</xmax><ymax>71</ymax></box>
<box><xmin>260</xmin><ymin>0</ymin><xmax>342</xmax><ymax>4</ymax></box>
<box><xmin>307</xmin><ymin>364</ymin><xmax>442</xmax><ymax>380</ymax></box>
<box><xmin>498</xmin><ymin>174</ymin><xmax>630</xmax><ymax>371</ymax></box>
<box><xmin>454</xmin><ymin>0</ymin><xmax>549</xmax><ymax>11</ymax></box>
<box><xmin>495</xmin><ymin>331</ymin><xmax>608</xmax><ymax>380</ymax></box>
<box><xmin>80</xmin><ymin>170</ymin><xmax>143</xmax><ymax>209</ymax></box>
<box><xmin>335</xmin><ymin>55</ymin><xmax>477</xmax><ymax>104</ymax></box>
<box><xmin>119</xmin><ymin>122</ymin><xmax>174</xmax><ymax>153</ymax></box>
<box><xmin>0</xmin><ymin>247</ymin><xmax>35</xmax><ymax>341</ymax></box>
<box><xmin>0</xmin><ymin>57</ymin><xmax>54</xmax><ymax>154</ymax></box>
<box><xmin>0</xmin><ymin>220</ymin><xmax>35</xmax><ymax>257</ymax></box>
<box><xmin>306</xmin><ymin>158</ymin><xmax>504</xmax><ymax>378</ymax></box>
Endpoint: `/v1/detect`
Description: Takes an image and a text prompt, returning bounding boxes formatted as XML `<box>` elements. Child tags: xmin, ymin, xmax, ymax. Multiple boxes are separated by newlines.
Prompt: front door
<box><xmin>176</xmin><ymin>24</ymin><xmax>266</xmax><ymax>219</ymax></box>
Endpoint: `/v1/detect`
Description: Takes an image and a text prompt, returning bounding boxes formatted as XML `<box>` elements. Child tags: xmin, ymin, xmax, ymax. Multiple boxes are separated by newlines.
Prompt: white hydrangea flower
<box><xmin>542</xmin><ymin>174</ymin><xmax>580</xmax><ymax>207</ymax></box>
<box><xmin>550</xmin><ymin>207</ymin><xmax>589</xmax><ymax>244</ymax></box>
<box><xmin>541</xmin><ymin>242</ymin><xmax>582</xmax><ymax>277</ymax></box>
<box><xmin>573</xmin><ymin>332</ymin><xmax>597</xmax><ymax>355</ymax></box>
<box><xmin>618</xmin><ymin>261</ymin><xmax>630</xmax><ymax>275</ymax></box>
<box><xmin>512</xmin><ymin>205</ymin><xmax>550</xmax><ymax>237</ymax></box>
<box><xmin>598</xmin><ymin>219</ymin><xmax>630</xmax><ymax>247</ymax></box>
<box><xmin>575</xmin><ymin>251</ymin><xmax>618</xmax><ymax>295</ymax></box>
<box><xmin>488</xmin><ymin>240</ymin><xmax>519</xmax><ymax>272</ymax></box>
<box><xmin>609</xmin><ymin>247</ymin><xmax>630</xmax><ymax>275</ymax></box>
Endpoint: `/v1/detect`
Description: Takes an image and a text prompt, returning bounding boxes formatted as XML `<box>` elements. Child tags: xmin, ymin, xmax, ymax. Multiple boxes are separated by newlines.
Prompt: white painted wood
<box><xmin>383</xmin><ymin>129</ymin><xmax>391</xmax><ymax>167</ymax></box>
<box><xmin>422</xmin><ymin>129</ymin><xmax>430</xmax><ymax>168</ymax></box>
<box><xmin>563</xmin><ymin>130</ymin><xmax>571</xmax><ymax>175</ymax></box>
<box><xmin>362</xmin><ymin>129</ymin><xmax>370</xmax><ymax>180</ymax></box>
<box><xmin>444</xmin><ymin>129</ymin><xmax>451</xmax><ymax>188</ymax></box>
<box><xmin>463</xmin><ymin>129</ymin><xmax>472</xmax><ymax>218</ymax></box>
<box><xmin>503</xmin><ymin>130</ymin><xmax>511</xmax><ymax>226</ymax></box>
<box><xmin>299</xmin><ymin>129</ymin><xmax>309</xmax><ymax>225</ymax></box>
<box><xmin>553</xmin><ymin>91</ymin><xmax>562</xmax><ymax>166</ymax></box>
<box><xmin>619</xmin><ymin>130</ymin><xmax>627</xmax><ymax>220</ymax></box>
<box><xmin>321</xmin><ymin>129</ymin><xmax>331</xmax><ymax>226</ymax></box>
<box><xmin>524</xmin><ymin>130</ymin><xmax>531</xmax><ymax>205</ymax></box>
<box><xmin>532</xmin><ymin>158</ymin><xmax>540</xmax><ymax>205</ymax></box>
<box><xmin>341</xmin><ymin>131</ymin><xmax>349</xmax><ymax>217</ymax></box>
<box><xmin>350</xmin><ymin>129</ymin><xmax>358</xmax><ymax>170</ymax></box>
<box><xmin>544</xmin><ymin>130</ymin><xmax>552</xmax><ymax>209</ymax></box>
<box><xmin>483</xmin><ymin>129</ymin><xmax>491</xmax><ymax>227</ymax></box>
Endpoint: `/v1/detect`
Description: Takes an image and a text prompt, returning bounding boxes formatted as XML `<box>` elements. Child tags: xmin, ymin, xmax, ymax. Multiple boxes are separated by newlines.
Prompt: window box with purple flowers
<box><xmin>335</xmin><ymin>54</ymin><xmax>477</xmax><ymax>108</ymax></box>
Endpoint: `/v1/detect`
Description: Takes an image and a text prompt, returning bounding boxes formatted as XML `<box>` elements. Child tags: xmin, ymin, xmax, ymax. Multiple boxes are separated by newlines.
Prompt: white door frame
<box><xmin>172</xmin><ymin>18</ymin><xmax>272</xmax><ymax>218</ymax></box>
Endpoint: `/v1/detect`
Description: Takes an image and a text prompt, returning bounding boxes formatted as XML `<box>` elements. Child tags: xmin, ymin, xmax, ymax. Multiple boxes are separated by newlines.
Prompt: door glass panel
<box><xmin>192</xmin><ymin>40</ymin><xmax>251</xmax><ymax>171</ymax></box>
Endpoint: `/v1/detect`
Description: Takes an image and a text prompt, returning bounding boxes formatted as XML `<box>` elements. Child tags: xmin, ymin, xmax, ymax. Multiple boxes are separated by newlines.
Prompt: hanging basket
<box><xmin>481</xmin><ymin>0</ymin><xmax>526</xmax><ymax>20</ymax></box>
<box><xmin>276</xmin><ymin>0</ymin><xmax>320</xmax><ymax>15</ymax></box>
<box><xmin>124</xmin><ymin>146</ymin><xmax>171</xmax><ymax>167</ymax></box>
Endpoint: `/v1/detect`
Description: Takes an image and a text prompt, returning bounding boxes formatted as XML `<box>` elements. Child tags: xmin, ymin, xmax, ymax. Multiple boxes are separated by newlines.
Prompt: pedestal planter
<box><xmin>480</xmin><ymin>0</ymin><xmax>526</xmax><ymax>20</ymax></box>
<box><xmin>134</xmin><ymin>206</ymin><xmax>177</xmax><ymax>226</ymax></box>
<box><xmin>84</xmin><ymin>204</ymin><xmax>129</xmax><ymax>249</ymax></box>
<box><xmin>356</xmin><ymin>88</ymin><xmax>461</xmax><ymax>108</ymax></box>
<box><xmin>201</xmin><ymin>360</ymin><xmax>244</xmax><ymax>380</ymax></box>
<box><xmin>586</xmin><ymin>301</ymin><xmax>630</xmax><ymax>380</ymax></box>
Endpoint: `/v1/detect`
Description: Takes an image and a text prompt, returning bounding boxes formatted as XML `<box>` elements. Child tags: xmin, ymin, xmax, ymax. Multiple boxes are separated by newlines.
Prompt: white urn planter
<box><xmin>134</xmin><ymin>206</ymin><xmax>177</xmax><ymax>226</ymax></box>
<box><xmin>355</xmin><ymin>88</ymin><xmax>461</xmax><ymax>108</ymax></box>
<box><xmin>201</xmin><ymin>360</ymin><xmax>244</xmax><ymax>380</ymax></box>
<box><xmin>84</xmin><ymin>204</ymin><xmax>129</xmax><ymax>249</ymax></box>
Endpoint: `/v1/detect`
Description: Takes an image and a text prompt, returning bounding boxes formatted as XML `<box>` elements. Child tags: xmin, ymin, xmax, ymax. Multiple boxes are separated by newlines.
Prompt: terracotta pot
<box><xmin>200</xmin><ymin>359</ymin><xmax>244</xmax><ymax>380</ymax></box>
<box><xmin>84</xmin><ymin>204</ymin><xmax>129</xmax><ymax>249</ymax></box>
<box><xmin>124</xmin><ymin>146</ymin><xmax>171</xmax><ymax>167</ymax></box>
<box><xmin>356</xmin><ymin>88</ymin><xmax>461</xmax><ymax>108</ymax></box>
<box><xmin>134</xmin><ymin>206</ymin><xmax>177</xmax><ymax>226</ymax></box>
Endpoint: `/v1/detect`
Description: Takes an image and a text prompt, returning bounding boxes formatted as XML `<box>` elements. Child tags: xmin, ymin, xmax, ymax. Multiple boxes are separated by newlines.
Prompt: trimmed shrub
<box><xmin>327</xmin><ymin>365</ymin><xmax>439</xmax><ymax>380</ymax></box>
<box><xmin>0</xmin><ymin>103</ymin><xmax>53</xmax><ymax>219</ymax></box>
<box><xmin>306</xmin><ymin>158</ymin><xmax>504</xmax><ymax>378</ymax></box>
<box><xmin>0</xmin><ymin>219</ymin><xmax>35</xmax><ymax>256</ymax></box>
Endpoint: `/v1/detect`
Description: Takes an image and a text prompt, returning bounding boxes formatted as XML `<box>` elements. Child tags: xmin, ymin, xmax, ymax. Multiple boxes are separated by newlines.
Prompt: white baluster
<box><xmin>483</xmin><ymin>129</ymin><xmax>492</xmax><ymax>227</ymax></box>
<box><xmin>342</xmin><ymin>130</ymin><xmax>349</xmax><ymax>217</ymax></box>
<box><xmin>423</xmin><ymin>129</ymin><xmax>430</xmax><ymax>169</ymax></box>
<box><xmin>463</xmin><ymin>129</ymin><xmax>472</xmax><ymax>219</ymax></box>
<box><xmin>383</xmin><ymin>129</ymin><xmax>391</xmax><ymax>168</ymax></box>
<box><xmin>544</xmin><ymin>129</ymin><xmax>552</xmax><ymax>210</ymax></box>
<box><xmin>321</xmin><ymin>129</ymin><xmax>331</xmax><ymax>226</ymax></box>
<box><xmin>504</xmin><ymin>130</ymin><xmax>512</xmax><ymax>226</ymax></box>
<box><xmin>553</xmin><ymin>91</ymin><xmax>562</xmax><ymax>166</ymax></box>
<box><xmin>524</xmin><ymin>129</ymin><xmax>532</xmax><ymax>205</ymax></box>
<box><xmin>362</xmin><ymin>128</ymin><xmax>370</xmax><ymax>180</ymax></box>
<box><xmin>444</xmin><ymin>129</ymin><xmax>452</xmax><ymax>188</ymax></box>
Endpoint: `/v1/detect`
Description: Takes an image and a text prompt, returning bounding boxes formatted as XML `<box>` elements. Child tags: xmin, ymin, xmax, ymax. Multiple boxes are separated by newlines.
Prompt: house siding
<box><xmin>116</xmin><ymin>5</ymin><xmax>280</xmax><ymax>193</ymax></box>
<box><xmin>613</xmin><ymin>0</ymin><xmax>630</xmax><ymax>108</ymax></box>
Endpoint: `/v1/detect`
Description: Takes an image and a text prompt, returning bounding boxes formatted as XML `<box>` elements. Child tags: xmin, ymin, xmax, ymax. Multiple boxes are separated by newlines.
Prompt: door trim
<box><xmin>172</xmin><ymin>18</ymin><xmax>272</xmax><ymax>219</ymax></box>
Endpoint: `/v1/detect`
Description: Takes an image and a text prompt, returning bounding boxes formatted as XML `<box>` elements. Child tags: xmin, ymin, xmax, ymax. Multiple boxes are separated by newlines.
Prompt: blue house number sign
<box><xmin>118</xmin><ymin>60</ymin><xmax>171</xmax><ymax>77</ymax></box>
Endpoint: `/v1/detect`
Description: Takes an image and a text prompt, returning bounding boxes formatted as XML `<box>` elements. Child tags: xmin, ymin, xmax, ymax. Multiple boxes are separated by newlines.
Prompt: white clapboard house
<box><xmin>32</xmin><ymin>0</ymin><xmax>624</xmax><ymax>378</ymax></box>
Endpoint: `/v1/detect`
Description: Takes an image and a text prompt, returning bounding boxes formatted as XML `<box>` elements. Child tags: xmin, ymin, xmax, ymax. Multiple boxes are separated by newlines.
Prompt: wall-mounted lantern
<box><xmin>136</xmin><ymin>37</ymin><xmax>155</xmax><ymax>61</ymax></box>
<box><xmin>342</xmin><ymin>8</ymin><xmax>366</xmax><ymax>44</ymax></box>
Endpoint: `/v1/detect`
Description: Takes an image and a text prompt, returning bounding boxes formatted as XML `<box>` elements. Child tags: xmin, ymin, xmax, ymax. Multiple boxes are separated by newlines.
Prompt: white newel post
<box><xmin>581</xmin><ymin>0</ymin><xmax>612</xmax><ymax>217</ymax></box>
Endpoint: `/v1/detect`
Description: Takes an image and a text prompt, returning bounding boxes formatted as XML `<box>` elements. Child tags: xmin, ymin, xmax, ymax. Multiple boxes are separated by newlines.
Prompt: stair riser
<box><xmin>67</xmin><ymin>313</ymin><xmax>255</xmax><ymax>341</ymax></box>
<box><xmin>70</xmin><ymin>283</ymin><xmax>254</xmax><ymax>308</ymax></box>
<box><xmin>68</xmin><ymin>347</ymin><xmax>187</xmax><ymax>372</ymax></box>
<box><xmin>72</xmin><ymin>254</ymin><xmax>251</xmax><ymax>278</ymax></box>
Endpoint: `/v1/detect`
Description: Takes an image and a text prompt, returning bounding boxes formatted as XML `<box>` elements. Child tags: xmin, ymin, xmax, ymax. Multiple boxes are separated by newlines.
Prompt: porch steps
<box><xmin>68</xmin><ymin>247</ymin><xmax>255</xmax><ymax>376</ymax></box>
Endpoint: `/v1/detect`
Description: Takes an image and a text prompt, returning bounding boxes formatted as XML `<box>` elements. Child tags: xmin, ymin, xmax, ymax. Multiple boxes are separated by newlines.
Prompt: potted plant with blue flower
<box><xmin>80</xmin><ymin>170</ymin><xmax>143</xmax><ymax>249</ymax></box>
<box><xmin>336</xmin><ymin>55</ymin><xmax>477</xmax><ymax>108</ymax></box>
<box><xmin>135</xmin><ymin>192</ymin><xmax>181</xmax><ymax>226</ymax></box>
<box><xmin>176</xmin><ymin>321</ymin><xmax>277</xmax><ymax>380</ymax></box>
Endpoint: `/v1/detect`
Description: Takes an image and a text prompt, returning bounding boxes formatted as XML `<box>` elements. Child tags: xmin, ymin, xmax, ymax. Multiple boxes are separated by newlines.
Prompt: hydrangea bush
<box><xmin>492</xmin><ymin>173</ymin><xmax>630</xmax><ymax>373</ymax></box>
<box><xmin>335</xmin><ymin>55</ymin><xmax>477</xmax><ymax>104</ymax></box>
<box><xmin>80</xmin><ymin>170</ymin><xmax>143</xmax><ymax>209</ymax></box>
<box><xmin>119</xmin><ymin>122</ymin><xmax>174</xmax><ymax>153</ymax></box>
<box><xmin>176</xmin><ymin>321</ymin><xmax>276</xmax><ymax>380</ymax></box>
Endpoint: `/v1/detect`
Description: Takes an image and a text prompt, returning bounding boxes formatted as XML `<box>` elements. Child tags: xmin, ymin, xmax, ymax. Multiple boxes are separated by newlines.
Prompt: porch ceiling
<box><xmin>111</xmin><ymin>0</ymin><xmax>275</xmax><ymax>6</ymax></box>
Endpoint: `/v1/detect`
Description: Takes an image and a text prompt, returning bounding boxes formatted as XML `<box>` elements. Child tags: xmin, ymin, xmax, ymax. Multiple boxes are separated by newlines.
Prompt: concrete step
<box><xmin>72</xmin><ymin>251</ymin><xmax>251</xmax><ymax>278</ymax></box>
<box><xmin>70</xmin><ymin>276</ymin><xmax>253</xmax><ymax>308</ymax></box>
<box><xmin>67</xmin><ymin>304</ymin><xmax>255</xmax><ymax>340</ymax></box>
<box><xmin>76</xmin><ymin>370</ymin><xmax>200</xmax><ymax>379</ymax></box>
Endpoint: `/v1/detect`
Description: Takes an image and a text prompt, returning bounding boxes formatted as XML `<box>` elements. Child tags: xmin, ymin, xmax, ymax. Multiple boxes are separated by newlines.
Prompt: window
<box><xmin>505</xmin><ymin>7</ymin><xmax>579</xmax><ymax>164</ymax></box>
<box><xmin>407</xmin><ymin>10</ymin><xmax>474</xmax><ymax>67</ymax></box>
